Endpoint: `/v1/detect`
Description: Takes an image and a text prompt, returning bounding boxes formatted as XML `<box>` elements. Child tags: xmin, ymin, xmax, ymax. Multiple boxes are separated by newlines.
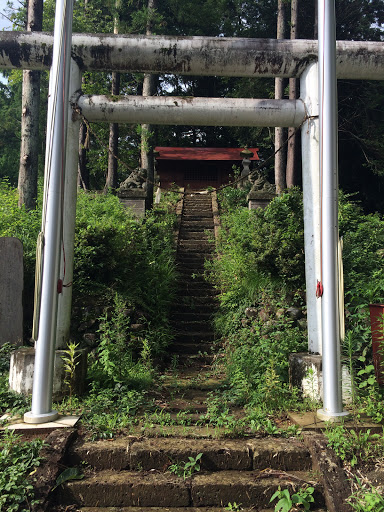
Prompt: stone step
<box><xmin>176</xmin><ymin>288</ymin><xmax>218</xmax><ymax>298</ymax></box>
<box><xmin>177</xmin><ymin>295</ymin><xmax>218</xmax><ymax>305</ymax></box>
<box><xmin>175</xmin><ymin>321</ymin><xmax>214</xmax><ymax>332</ymax></box>
<box><xmin>183</xmin><ymin>212</ymin><xmax>214</xmax><ymax>219</ymax></box>
<box><xmin>179</xmin><ymin>239</ymin><xmax>215</xmax><ymax>247</ymax></box>
<box><xmin>171</xmin><ymin>304</ymin><xmax>217</xmax><ymax>315</ymax></box>
<box><xmin>171</xmin><ymin>341</ymin><xmax>212</xmax><ymax>354</ymax></box>
<box><xmin>171</xmin><ymin>311</ymin><xmax>214</xmax><ymax>322</ymax></box>
<box><xmin>176</xmin><ymin>352</ymin><xmax>215</xmax><ymax>366</ymax></box>
<box><xmin>178</xmin><ymin>247</ymin><xmax>214</xmax><ymax>255</ymax></box>
<box><xmin>58</xmin><ymin>469</ymin><xmax>323</xmax><ymax>509</ymax></box>
<box><xmin>177</xmin><ymin>252</ymin><xmax>212</xmax><ymax>260</ymax></box>
<box><xmin>180</xmin><ymin>221</ymin><xmax>215</xmax><ymax>230</ymax></box>
<box><xmin>69</xmin><ymin>437</ymin><xmax>312</xmax><ymax>472</ymax></box>
<box><xmin>78</xmin><ymin>508</ymin><xmax>279</xmax><ymax>512</ymax></box>
<box><xmin>183</xmin><ymin>210</ymin><xmax>213</xmax><ymax>217</ymax></box>
<box><xmin>179</xmin><ymin>231</ymin><xmax>214</xmax><ymax>240</ymax></box>
<box><xmin>183</xmin><ymin>211</ymin><xmax>213</xmax><ymax>216</ymax></box>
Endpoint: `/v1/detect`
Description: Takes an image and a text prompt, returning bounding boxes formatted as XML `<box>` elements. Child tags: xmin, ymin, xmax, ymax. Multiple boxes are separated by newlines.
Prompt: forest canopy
<box><xmin>0</xmin><ymin>0</ymin><xmax>383</xmax><ymax>210</ymax></box>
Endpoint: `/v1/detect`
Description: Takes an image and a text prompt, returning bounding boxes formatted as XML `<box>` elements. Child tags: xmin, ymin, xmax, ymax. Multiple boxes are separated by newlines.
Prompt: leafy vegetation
<box><xmin>0</xmin><ymin>429</ymin><xmax>45</xmax><ymax>512</ymax></box>
<box><xmin>168</xmin><ymin>452</ymin><xmax>203</xmax><ymax>480</ymax></box>
<box><xmin>325</xmin><ymin>425</ymin><xmax>384</xmax><ymax>468</ymax></box>
<box><xmin>270</xmin><ymin>485</ymin><xmax>315</xmax><ymax>512</ymax></box>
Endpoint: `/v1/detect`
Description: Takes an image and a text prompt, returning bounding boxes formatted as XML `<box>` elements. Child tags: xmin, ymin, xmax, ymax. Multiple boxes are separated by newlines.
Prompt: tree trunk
<box><xmin>274</xmin><ymin>0</ymin><xmax>286</xmax><ymax>194</ymax></box>
<box><xmin>105</xmin><ymin>6</ymin><xmax>120</xmax><ymax>191</ymax></box>
<box><xmin>105</xmin><ymin>71</ymin><xmax>120</xmax><ymax>190</ymax></box>
<box><xmin>18</xmin><ymin>0</ymin><xmax>43</xmax><ymax>210</ymax></box>
<box><xmin>286</xmin><ymin>0</ymin><xmax>299</xmax><ymax>188</ymax></box>
<box><xmin>78</xmin><ymin>121</ymin><xmax>89</xmax><ymax>190</ymax></box>
<box><xmin>141</xmin><ymin>0</ymin><xmax>156</xmax><ymax>209</ymax></box>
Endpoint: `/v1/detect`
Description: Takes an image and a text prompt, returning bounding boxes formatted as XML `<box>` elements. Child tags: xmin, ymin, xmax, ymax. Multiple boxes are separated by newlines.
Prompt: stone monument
<box><xmin>117</xmin><ymin>168</ymin><xmax>148</xmax><ymax>218</ymax></box>
<box><xmin>247</xmin><ymin>170</ymin><xmax>276</xmax><ymax>210</ymax></box>
<box><xmin>0</xmin><ymin>237</ymin><xmax>23</xmax><ymax>346</ymax></box>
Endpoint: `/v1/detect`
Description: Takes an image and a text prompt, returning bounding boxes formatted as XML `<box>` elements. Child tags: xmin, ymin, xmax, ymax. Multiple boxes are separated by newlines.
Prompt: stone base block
<box><xmin>289</xmin><ymin>352</ymin><xmax>353</xmax><ymax>404</ymax></box>
<box><xmin>9</xmin><ymin>347</ymin><xmax>88</xmax><ymax>402</ymax></box>
<box><xmin>118</xmin><ymin>189</ymin><xmax>147</xmax><ymax>218</ymax></box>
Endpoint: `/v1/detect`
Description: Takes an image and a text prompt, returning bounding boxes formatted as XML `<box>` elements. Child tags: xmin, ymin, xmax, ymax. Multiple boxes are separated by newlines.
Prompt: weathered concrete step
<box><xmin>177</xmin><ymin>262</ymin><xmax>207</xmax><ymax>271</ymax></box>
<box><xmin>179</xmin><ymin>240</ymin><xmax>215</xmax><ymax>248</ymax></box>
<box><xmin>171</xmin><ymin>304</ymin><xmax>217</xmax><ymax>315</ymax></box>
<box><xmin>183</xmin><ymin>211</ymin><xmax>213</xmax><ymax>218</ymax></box>
<box><xmin>178</xmin><ymin>278</ymin><xmax>217</xmax><ymax>291</ymax></box>
<box><xmin>177</xmin><ymin>274</ymin><xmax>209</xmax><ymax>284</ymax></box>
<box><xmin>175</xmin><ymin>321</ymin><xmax>214</xmax><ymax>332</ymax></box>
<box><xmin>171</xmin><ymin>341</ymin><xmax>212</xmax><ymax>354</ymax></box>
<box><xmin>179</xmin><ymin>231</ymin><xmax>214</xmax><ymax>240</ymax></box>
<box><xmin>178</xmin><ymin>287</ymin><xmax>217</xmax><ymax>296</ymax></box>
<box><xmin>78</xmin><ymin>508</ymin><xmax>279</xmax><ymax>512</ymax></box>
<box><xmin>58</xmin><ymin>470</ymin><xmax>323</xmax><ymax>508</ymax></box>
<box><xmin>177</xmin><ymin>295</ymin><xmax>218</xmax><ymax>305</ymax></box>
<box><xmin>180</xmin><ymin>222</ymin><xmax>214</xmax><ymax>230</ymax></box>
<box><xmin>183</xmin><ymin>210</ymin><xmax>212</xmax><ymax>216</ymax></box>
<box><xmin>177</xmin><ymin>282</ymin><xmax>216</xmax><ymax>292</ymax></box>
<box><xmin>171</xmin><ymin>311</ymin><xmax>214</xmax><ymax>322</ymax></box>
<box><xmin>175</xmin><ymin>330</ymin><xmax>215</xmax><ymax>340</ymax></box>
<box><xmin>183</xmin><ymin>212</ymin><xmax>214</xmax><ymax>219</ymax></box>
<box><xmin>177</xmin><ymin>253</ymin><xmax>212</xmax><ymax>261</ymax></box>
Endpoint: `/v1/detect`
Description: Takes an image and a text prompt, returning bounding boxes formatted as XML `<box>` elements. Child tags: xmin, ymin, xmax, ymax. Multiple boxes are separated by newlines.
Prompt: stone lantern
<box><xmin>238</xmin><ymin>148</ymin><xmax>254</xmax><ymax>188</ymax></box>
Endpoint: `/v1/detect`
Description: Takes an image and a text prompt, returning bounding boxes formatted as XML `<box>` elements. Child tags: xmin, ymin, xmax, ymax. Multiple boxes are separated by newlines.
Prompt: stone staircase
<box><xmin>51</xmin><ymin>191</ymin><xmax>327</xmax><ymax>512</ymax></box>
<box><xmin>57</xmin><ymin>436</ymin><xmax>326</xmax><ymax>511</ymax></box>
<box><xmin>171</xmin><ymin>192</ymin><xmax>218</xmax><ymax>365</ymax></box>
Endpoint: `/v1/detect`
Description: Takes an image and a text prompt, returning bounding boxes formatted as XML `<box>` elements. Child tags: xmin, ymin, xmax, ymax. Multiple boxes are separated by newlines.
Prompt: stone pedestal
<box><xmin>118</xmin><ymin>189</ymin><xmax>147</xmax><ymax>218</ymax></box>
<box><xmin>289</xmin><ymin>352</ymin><xmax>353</xmax><ymax>404</ymax></box>
<box><xmin>247</xmin><ymin>190</ymin><xmax>276</xmax><ymax>210</ymax></box>
<box><xmin>9</xmin><ymin>347</ymin><xmax>88</xmax><ymax>402</ymax></box>
<box><xmin>0</xmin><ymin>237</ymin><xmax>23</xmax><ymax>346</ymax></box>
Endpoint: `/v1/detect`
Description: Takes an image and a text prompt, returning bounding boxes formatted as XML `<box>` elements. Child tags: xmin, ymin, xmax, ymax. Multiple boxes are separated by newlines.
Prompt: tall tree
<box><xmin>105</xmin><ymin>0</ymin><xmax>120</xmax><ymax>191</ymax></box>
<box><xmin>274</xmin><ymin>0</ymin><xmax>286</xmax><ymax>194</ymax></box>
<box><xmin>18</xmin><ymin>0</ymin><xmax>43</xmax><ymax>210</ymax></box>
<box><xmin>286</xmin><ymin>0</ymin><xmax>299</xmax><ymax>188</ymax></box>
<box><xmin>140</xmin><ymin>0</ymin><xmax>156</xmax><ymax>209</ymax></box>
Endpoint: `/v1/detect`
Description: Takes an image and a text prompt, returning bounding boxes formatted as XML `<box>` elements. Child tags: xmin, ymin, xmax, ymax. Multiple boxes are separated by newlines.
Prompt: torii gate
<box><xmin>1</xmin><ymin>1</ymin><xmax>383</xmax><ymax>424</ymax></box>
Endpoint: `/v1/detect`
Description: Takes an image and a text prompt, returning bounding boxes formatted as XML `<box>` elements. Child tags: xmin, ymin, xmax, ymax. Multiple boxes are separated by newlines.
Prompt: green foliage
<box><xmin>53</xmin><ymin>467</ymin><xmax>84</xmax><ymax>491</ymax></box>
<box><xmin>168</xmin><ymin>452</ymin><xmax>203</xmax><ymax>480</ymax></box>
<box><xmin>74</xmin><ymin>191</ymin><xmax>177</xmax><ymax>333</ymax></box>
<box><xmin>270</xmin><ymin>485</ymin><xmax>315</xmax><ymax>512</ymax></box>
<box><xmin>348</xmin><ymin>478</ymin><xmax>384</xmax><ymax>512</ymax></box>
<box><xmin>89</xmin><ymin>294</ymin><xmax>153</xmax><ymax>388</ymax></box>
<box><xmin>0</xmin><ymin>179</ymin><xmax>41</xmax><ymax>279</ymax></box>
<box><xmin>62</xmin><ymin>342</ymin><xmax>80</xmax><ymax>406</ymax></box>
<box><xmin>80</xmin><ymin>384</ymin><xmax>147</xmax><ymax>440</ymax></box>
<box><xmin>325</xmin><ymin>425</ymin><xmax>384</xmax><ymax>467</ymax></box>
<box><xmin>0</xmin><ymin>429</ymin><xmax>45</xmax><ymax>512</ymax></box>
<box><xmin>225</xmin><ymin>502</ymin><xmax>242</xmax><ymax>511</ymax></box>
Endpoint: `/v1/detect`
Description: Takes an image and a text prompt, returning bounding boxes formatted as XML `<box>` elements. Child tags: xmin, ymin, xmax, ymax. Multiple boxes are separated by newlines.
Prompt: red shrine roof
<box><xmin>154</xmin><ymin>147</ymin><xmax>259</xmax><ymax>161</ymax></box>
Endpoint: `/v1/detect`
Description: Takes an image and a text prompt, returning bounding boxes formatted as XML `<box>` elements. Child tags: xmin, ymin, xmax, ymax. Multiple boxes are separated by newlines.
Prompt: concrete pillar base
<box><xmin>9</xmin><ymin>347</ymin><xmax>88</xmax><ymax>402</ymax></box>
<box><xmin>317</xmin><ymin>408</ymin><xmax>350</xmax><ymax>422</ymax></box>
<box><xmin>289</xmin><ymin>352</ymin><xmax>353</xmax><ymax>404</ymax></box>
<box><xmin>24</xmin><ymin>409</ymin><xmax>59</xmax><ymax>424</ymax></box>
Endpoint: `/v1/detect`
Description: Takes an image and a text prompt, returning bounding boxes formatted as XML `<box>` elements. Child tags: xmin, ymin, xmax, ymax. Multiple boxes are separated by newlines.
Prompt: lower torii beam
<box><xmin>74</xmin><ymin>95</ymin><xmax>307</xmax><ymax>127</ymax></box>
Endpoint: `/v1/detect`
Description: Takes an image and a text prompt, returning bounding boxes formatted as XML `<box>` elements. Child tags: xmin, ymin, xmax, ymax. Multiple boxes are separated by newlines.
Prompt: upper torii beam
<box><xmin>0</xmin><ymin>32</ymin><xmax>383</xmax><ymax>80</ymax></box>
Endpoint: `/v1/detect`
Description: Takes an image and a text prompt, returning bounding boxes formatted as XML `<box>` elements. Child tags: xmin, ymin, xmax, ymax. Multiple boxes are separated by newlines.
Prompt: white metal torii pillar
<box><xmin>317</xmin><ymin>0</ymin><xmax>348</xmax><ymax>420</ymax></box>
<box><xmin>300</xmin><ymin>63</ymin><xmax>322</xmax><ymax>356</ymax></box>
<box><xmin>24</xmin><ymin>0</ymin><xmax>75</xmax><ymax>424</ymax></box>
<box><xmin>56</xmin><ymin>59</ymin><xmax>82</xmax><ymax>350</ymax></box>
